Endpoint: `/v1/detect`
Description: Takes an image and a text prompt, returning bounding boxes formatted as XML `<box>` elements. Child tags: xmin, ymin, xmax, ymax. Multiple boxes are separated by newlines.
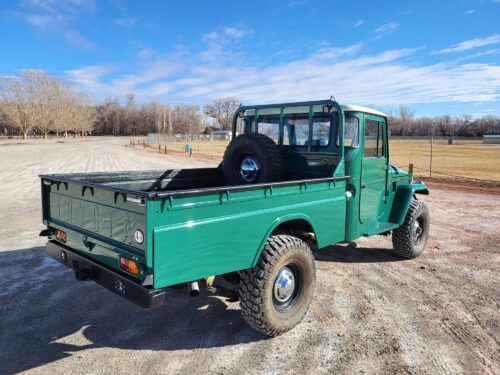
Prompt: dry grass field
<box><xmin>145</xmin><ymin>138</ymin><xmax>500</xmax><ymax>182</ymax></box>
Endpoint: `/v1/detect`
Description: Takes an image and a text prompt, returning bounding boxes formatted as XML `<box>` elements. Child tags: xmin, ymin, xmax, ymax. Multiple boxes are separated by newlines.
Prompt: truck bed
<box><xmin>40</xmin><ymin>168</ymin><xmax>349</xmax><ymax>291</ymax></box>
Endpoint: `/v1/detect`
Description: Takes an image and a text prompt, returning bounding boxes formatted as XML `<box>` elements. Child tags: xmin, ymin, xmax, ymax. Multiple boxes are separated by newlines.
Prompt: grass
<box><xmin>152</xmin><ymin>138</ymin><xmax>500</xmax><ymax>182</ymax></box>
<box><xmin>389</xmin><ymin>140</ymin><xmax>500</xmax><ymax>181</ymax></box>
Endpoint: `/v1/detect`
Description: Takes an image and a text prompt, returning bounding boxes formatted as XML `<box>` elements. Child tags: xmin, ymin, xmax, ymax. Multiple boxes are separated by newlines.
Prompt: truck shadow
<box><xmin>0</xmin><ymin>246</ymin><xmax>267</xmax><ymax>374</ymax></box>
<box><xmin>313</xmin><ymin>242</ymin><xmax>404</xmax><ymax>263</ymax></box>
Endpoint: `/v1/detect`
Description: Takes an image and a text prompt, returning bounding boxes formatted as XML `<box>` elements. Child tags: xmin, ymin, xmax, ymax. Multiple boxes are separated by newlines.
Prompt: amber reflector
<box><xmin>119</xmin><ymin>257</ymin><xmax>140</xmax><ymax>275</ymax></box>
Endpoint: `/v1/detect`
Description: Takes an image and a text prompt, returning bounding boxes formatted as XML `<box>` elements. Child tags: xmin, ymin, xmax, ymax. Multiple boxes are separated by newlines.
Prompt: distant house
<box><xmin>482</xmin><ymin>135</ymin><xmax>500</xmax><ymax>144</ymax></box>
<box><xmin>212</xmin><ymin>130</ymin><xmax>232</xmax><ymax>140</ymax></box>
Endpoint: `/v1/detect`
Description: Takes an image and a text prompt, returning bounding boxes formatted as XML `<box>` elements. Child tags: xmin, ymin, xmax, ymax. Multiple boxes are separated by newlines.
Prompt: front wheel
<box><xmin>392</xmin><ymin>199</ymin><xmax>430</xmax><ymax>259</ymax></box>
<box><xmin>239</xmin><ymin>235</ymin><xmax>316</xmax><ymax>337</ymax></box>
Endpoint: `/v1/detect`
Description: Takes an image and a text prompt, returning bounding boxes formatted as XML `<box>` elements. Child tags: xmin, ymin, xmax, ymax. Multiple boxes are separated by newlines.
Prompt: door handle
<box><xmin>361</xmin><ymin>183</ymin><xmax>367</xmax><ymax>189</ymax></box>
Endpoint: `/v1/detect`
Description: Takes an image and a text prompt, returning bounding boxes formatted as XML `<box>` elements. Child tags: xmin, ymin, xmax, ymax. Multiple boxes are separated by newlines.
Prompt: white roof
<box><xmin>341</xmin><ymin>104</ymin><xmax>388</xmax><ymax>118</ymax></box>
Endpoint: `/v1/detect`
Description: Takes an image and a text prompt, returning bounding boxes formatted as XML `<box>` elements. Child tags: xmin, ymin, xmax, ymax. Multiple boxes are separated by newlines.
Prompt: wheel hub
<box><xmin>240</xmin><ymin>157</ymin><xmax>260</xmax><ymax>182</ymax></box>
<box><xmin>413</xmin><ymin>219</ymin><xmax>423</xmax><ymax>243</ymax></box>
<box><xmin>273</xmin><ymin>266</ymin><xmax>296</xmax><ymax>303</ymax></box>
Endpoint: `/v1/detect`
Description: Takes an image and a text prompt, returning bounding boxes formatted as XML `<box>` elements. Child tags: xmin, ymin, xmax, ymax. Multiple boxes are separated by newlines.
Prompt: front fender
<box><xmin>388</xmin><ymin>182</ymin><xmax>429</xmax><ymax>225</ymax></box>
<box><xmin>250</xmin><ymin>213</ymin><xmax>318</xmax><ymax>267</ymax></box>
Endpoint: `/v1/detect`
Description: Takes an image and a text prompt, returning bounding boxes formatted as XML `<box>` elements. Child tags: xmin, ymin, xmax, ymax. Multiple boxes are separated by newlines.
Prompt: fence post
<box><xmin>190</xmin><ymin>148</ymin><xmax>192</xmax><ymax>158</ymax></box>
<box><xmin>164</xmin><ymin>145</ymin><xmax>167</xmax><ymax>154</ymax></box>
<box><xmin>409</xmin><ymin>163</ymin><xmax>414</xmax><ymax>176</ymax></box>
<box><xmin>429</xmin><ymin>136</ymin><xmax>433</xmax><ymax>178</ymax></box>
<box><xmin>158</xmin><ymin>145</ymin><xmax>161</xmax><ymax>153</ymax></box>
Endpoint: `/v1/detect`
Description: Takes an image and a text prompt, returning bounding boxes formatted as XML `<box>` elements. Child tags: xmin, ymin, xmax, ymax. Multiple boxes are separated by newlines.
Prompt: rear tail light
<box><xmin>56</xmin><ymin>229</ymin><xmax>66</xmax><ymax>243</ymax></box>
<box><xmin>119</xmin><ymin>257</ymin><xmax>140</xmax><ymax>275</ymax></box>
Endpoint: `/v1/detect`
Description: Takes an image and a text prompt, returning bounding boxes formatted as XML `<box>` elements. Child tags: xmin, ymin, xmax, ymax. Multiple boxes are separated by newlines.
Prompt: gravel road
<box><xmin>0</xmin><ymin>138</ymin><xmax>498</xmax><ymax>375</ymax></box>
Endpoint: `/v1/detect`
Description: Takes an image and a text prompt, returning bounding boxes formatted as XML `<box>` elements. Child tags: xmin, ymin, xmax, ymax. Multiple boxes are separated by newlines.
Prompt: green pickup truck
<box><xmin>40</xmin><ymin>99</ymin><xmax>429</xmax><ymax>336</ymax></box>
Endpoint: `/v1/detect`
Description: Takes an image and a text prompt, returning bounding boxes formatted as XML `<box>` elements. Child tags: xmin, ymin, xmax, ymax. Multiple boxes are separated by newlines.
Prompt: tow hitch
<box><xmin>73</xmin><ymin>261</ymin><xmax>92</xmax><ymax>281</ymax></box>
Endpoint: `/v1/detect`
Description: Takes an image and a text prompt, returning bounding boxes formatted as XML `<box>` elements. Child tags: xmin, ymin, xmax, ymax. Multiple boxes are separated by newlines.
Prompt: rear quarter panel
<box><xmin>151</xmin><ymin>180</ymin><xmax>346</xmax><ymax>288</ymax></box>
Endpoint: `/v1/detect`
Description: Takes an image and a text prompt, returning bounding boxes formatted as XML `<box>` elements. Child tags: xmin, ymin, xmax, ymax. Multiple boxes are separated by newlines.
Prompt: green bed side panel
<box><xmin>152</xmin><ymin>182</ymin><xmax>346</xmax><ymax>288</ymax></box>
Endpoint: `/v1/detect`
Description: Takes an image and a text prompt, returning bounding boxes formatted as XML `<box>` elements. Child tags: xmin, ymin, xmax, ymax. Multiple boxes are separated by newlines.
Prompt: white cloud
<box><xmin>373</xmin><ymin>21</ymin><xmax>399</xmax><ymax>39</ymax></box>
<box><xmin>114</xmin><ymin>17</ymin><xmax>140</xmax><ymax>27</ymax></box>
<box><xmin>223</xmin><ymin>27</ymin><xmax>246</xmax><ymax>38</ymax></box>
<box><xmin>138</xmin><ymin>48</ymin><xmax>157</xmax><ymax>59</ymax></box>
<box><xmin>436</xmin><ymin>34</ymin><xmax>500</xmax><ymax>54</ymax></box>
<box><xmin>465</xmin><ymin>9</ymin><xmax>475</xmax><ymax>15</ymax></box>
<box><xmin>202</xmin><ymin>27</ymin><xmax>248</xmax><ymax>44</ymax></box>
<box><xmin>63</xmin><ymin>38</ymin><xmax>500</xmax><ymax>110</ymax></box>
<box><xmin>24</xmin><ymin>13</ymin><xmax>62</xmax><ymax>28</ymax></box>
<box><xmin>19</xmin><ymin>0</ymin><xmax>96</xmax><ymax>48</ymax></box>
<box><xmin>63</xmin><ymin>30</ymin><xmax>94</xmax><ymax>49</ymax></box>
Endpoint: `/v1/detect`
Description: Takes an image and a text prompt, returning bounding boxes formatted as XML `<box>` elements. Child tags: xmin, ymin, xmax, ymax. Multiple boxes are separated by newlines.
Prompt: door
<box><xmin>360</xmin><ymin>116</ymin><xmax>387</xmax><ymax>223</ymax></box>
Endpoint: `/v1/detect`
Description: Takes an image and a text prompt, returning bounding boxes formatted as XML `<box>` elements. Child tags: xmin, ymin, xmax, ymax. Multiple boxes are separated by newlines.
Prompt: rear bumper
<box><xmin>46</xmin><ymin>240</ymin><xmax>166</xmax><ymax>309</ymax></box>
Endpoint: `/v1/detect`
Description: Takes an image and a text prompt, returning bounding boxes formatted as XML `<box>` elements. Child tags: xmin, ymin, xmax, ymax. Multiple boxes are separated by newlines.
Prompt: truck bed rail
<box><xmin>40</xmin><ymin>170</ymin><xmax>349</xmax><ymax>199</ymax></box>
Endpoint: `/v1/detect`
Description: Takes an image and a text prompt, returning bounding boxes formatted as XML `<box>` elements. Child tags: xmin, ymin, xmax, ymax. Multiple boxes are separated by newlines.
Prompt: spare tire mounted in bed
<box><xmin>222</xmin><ymin>133</ymin><xmax>285</xmax><ymax>185</ymax></box>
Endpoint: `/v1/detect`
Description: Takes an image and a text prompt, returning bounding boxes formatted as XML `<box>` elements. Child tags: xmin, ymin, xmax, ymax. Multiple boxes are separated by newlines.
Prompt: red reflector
<box><xmin>119</xmin><ymin>257</ymin><xmax>140</xmax><ymax>275</ymax></box>
<box><xmin>56</xmin><ymin>229</ymin><xmax>66</xmax><ymax>243</ymax></box>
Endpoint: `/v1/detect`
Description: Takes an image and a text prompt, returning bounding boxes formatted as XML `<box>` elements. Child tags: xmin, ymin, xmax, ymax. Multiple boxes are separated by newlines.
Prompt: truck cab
<box><xmin>231</xmin><ymin>100</ymin><xmax>427</xmax><ymax>242</ymax></box>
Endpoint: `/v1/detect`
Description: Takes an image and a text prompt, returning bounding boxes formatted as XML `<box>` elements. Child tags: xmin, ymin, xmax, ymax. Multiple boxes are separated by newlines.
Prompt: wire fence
<box><xmin>388</xmin><ymin>136</ymin><xmax>499</xmax><ymax>183</ymax></box>
<box><xmin>140</xmin><ymin>134</ymin><xmax>500</xmax><ymax>183</ymax></box>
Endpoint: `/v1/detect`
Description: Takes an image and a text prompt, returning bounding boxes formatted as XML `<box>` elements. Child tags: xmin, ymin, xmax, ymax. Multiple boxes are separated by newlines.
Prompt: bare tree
<box><xmin>397</xmin><ymin>105</ymin><xmax>416</xmax><ymax>136</ymax></box>
<box><xmin>0</xmin><ymin>71</ymin><xmax>39</xmax><ymax>139</ymax></box>
<box><xmin>203</xmin><ymin>97</ymin><xmax>239</xmax><ymax>130</ymax></box>
<box><xmin>73</xmin><ymin>93</ymin><xmax>95</xmax><ymax>136</ymax></box>
<box><xmin>149</xmin><ymin>101</ymin><xmax>171</xmax><ymax>135</ymax></box>
<box><xmin>172</xmin><ymin>104</ymin><xmax>201</xmax><ymax>134</ymax></box>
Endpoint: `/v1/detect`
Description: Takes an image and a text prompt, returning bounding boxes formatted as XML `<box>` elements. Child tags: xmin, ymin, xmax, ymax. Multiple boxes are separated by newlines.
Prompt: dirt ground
<box><xmin>0</xmin><ymin>139</ymin><xmax>498</xmax><ymax>375</ymax></box>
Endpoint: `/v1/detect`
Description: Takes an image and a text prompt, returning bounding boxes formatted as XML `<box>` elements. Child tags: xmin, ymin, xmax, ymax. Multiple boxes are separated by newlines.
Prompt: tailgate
<box><xmin>41</xmin><ymin>177</ymin><xmax>150</xmax><ymax>281</ymax></box>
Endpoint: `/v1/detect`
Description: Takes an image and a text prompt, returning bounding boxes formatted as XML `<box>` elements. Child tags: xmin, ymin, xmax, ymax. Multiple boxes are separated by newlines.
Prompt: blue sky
<box><xmin>1</xmin><ymin>0</ymin><xmax>499</xmax><ymax>116</ymax></box>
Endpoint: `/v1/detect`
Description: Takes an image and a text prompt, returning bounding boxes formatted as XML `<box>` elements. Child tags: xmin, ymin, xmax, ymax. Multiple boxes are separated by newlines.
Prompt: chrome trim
<box><xmin>273</xmin><ymin>266</ymin><xmax>296</xmax><ymax>303</ymax></box>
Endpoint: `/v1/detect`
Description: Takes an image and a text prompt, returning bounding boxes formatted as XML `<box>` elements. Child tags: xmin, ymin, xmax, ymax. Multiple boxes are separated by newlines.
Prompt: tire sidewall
<box><xmin>230</xmin><ymin>146</ymin><xmax>269</xmax><ymax>184</ymax></box>
<box><xmin>410</xmin><ymin>203</ymin><xmax>430</xmax><ymax>257</ymax></box>
<box><xmin>222</xmin><ymin>134</ymin><xmax>284</xmax><ymax>185</ymax></box>
<box><xmin>263</xmin><ymin>248</ymin><xmax>315</xmax><ymax>330</ymax></box>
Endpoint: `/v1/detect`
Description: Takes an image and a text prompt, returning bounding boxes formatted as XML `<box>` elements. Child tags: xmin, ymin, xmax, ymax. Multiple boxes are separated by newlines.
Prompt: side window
<box><xmin>364</xmin><ymin>118</ymin><xmax>386</xmax><ymax>158</ymax></box>
<box><xmin>312</xmin><ymin>115</ymin><xmax>331</xmax><ymax>146</ymax></box>
<box><xmin>284</xmin><ymin>116</ymin><xmax>309</xmax><ymax>145</ymax></box>
<box><xmin>344</xmin><ymin>116</ymin><xmax>359</xmax><ymax>147</ymax></box>
<box><xmin>364</xmin><ymin>119</ymin><xmax>378</xmax><ymax>157</ymax></box>
<box><xmin>257</xmin><ymin>116</ymin><xmax>280</xmax><ymax>143</ymax></box>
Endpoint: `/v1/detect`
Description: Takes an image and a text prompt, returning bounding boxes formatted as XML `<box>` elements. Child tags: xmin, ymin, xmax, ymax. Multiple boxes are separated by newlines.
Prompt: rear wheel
<box><xmin>239</xmin><ymin>235</ymin><xmax>315</xmax><ymax>336</ymax></box>
<box><xmin>392</xmin><ymin>199</ymin><xmax>430</xmax><ymax>259</ymax></box>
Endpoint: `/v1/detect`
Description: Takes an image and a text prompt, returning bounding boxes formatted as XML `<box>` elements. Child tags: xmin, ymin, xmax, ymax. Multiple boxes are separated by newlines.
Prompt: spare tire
<box><xmin>222</xmin><ymin>133</ymin><xmax>285</xmax><ymax>185</ymax></box>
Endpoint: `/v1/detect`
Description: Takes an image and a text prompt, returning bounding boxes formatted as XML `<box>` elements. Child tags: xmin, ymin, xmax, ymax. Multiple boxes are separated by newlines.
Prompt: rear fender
<box><xmin>388</xmin><ymin>182</ymin><xmax>429</xmax><ymax>225</ymax></box>
<box><xmin>250</xmin><ymin>214</ymin><xmax>318</xmax><ymax>267</ymax></box>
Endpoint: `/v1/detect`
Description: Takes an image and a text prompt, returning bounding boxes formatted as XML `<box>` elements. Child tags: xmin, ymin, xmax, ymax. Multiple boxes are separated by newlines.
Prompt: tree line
<box><xmin>0</xmin><ymin>70</ymin><xmax>93</xmax><ymax>139</ymax></box>
<box><xmin>1</xmin><ymin>70</ymin><xmax>499</xmax><ymax>138</ymax></box>
<box><xmin>388</xmin><ymin>106</ymin><xmax>500</xmax><ymax>137</ymax></box>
